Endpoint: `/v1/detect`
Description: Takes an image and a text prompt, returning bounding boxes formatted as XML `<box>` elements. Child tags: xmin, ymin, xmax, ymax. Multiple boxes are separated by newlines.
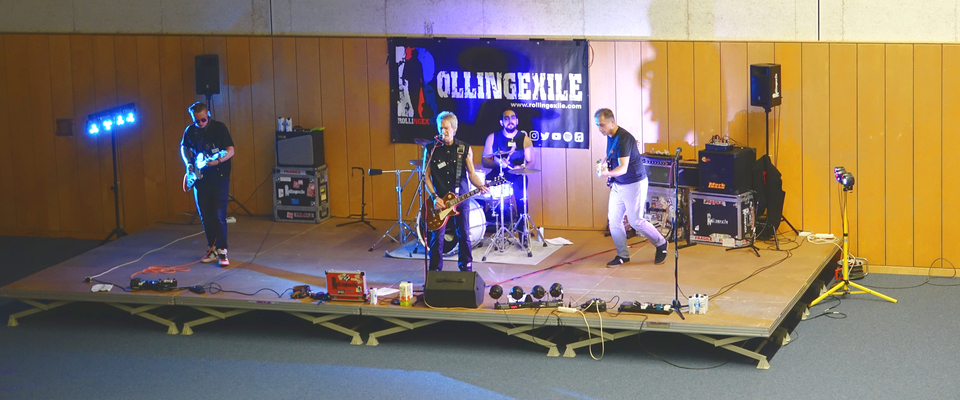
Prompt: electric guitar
<box><xmin>596</xmin><ymin>154</ymin><xmax>614</xmax><ymax>187</ymax></box>
<box><xmin>424</xmin><ymin>176</ymin><xmax>507</xmax><ymax>231</ymax></box>
<box><xmin>183</xmin><ymin>150</ymin><xmax>228</xmax><ymax>192</ymax></box>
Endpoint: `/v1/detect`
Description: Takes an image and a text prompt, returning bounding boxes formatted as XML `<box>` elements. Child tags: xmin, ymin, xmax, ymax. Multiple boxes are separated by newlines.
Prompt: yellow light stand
<box><xmin>809</xmin><ymin>184</ymin><xmax>897</xmax><ymax>306</ymax></box>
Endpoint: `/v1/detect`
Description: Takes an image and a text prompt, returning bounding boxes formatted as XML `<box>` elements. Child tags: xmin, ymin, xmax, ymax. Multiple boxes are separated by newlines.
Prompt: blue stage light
<box><xmin>126</xmin><ymin>112</ymin><xmax>135</xmax><ymax>123</ymax></box>
<box><xmin>89</xmin><ymin>123</ymin><xmax>99</xmax><ymax>135</ymax></box>
<box><xmin>103</xmin><ymin>119</ymin><xmax>112</xmax><ymax>131</ymax></box>
<box><xmin>116</xmin><ymin>115</ymin><xmax>124</xmax><ymax>125</ymax></box>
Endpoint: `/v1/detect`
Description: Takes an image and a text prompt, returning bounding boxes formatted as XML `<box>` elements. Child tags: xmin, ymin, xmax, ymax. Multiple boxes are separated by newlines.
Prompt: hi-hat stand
<box><xmin>368</xmin><ymin>167</ymin><xmax>418</xmax><ymax>251</ymax></box>
<box><xmin>482</xmin><ymin>168</ymin><xmax>523</xmax><ymax>261</ymax></box>
<box><xmin>509</xmin><ymin>167</ymin><xmax>545</xmax><ymax>257</ymax></box>
<box><xmin>337</xmin><ymin>167</ymin><xmax>376</xmax><ymax>230</ymax></box>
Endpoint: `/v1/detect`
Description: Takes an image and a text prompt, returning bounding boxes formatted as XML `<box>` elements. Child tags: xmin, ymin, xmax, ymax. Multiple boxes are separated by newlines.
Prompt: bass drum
<box><xmin>416</xmin><ymin>199</ymin><xmax>486</xmax><ymax>255</ymax></box>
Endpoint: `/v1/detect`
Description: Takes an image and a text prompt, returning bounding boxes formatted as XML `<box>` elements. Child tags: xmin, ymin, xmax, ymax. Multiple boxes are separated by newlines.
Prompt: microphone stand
<box><xmin>337</xmin><ymin>167</ymin><xmax>376</xmax><ymax>229</ymax></box>
<box><xmin>421</xmin><ymin>138</ymin><xmax>442</xmax><ymax>277</ymax></box>
<box><xmin>671</xmin><ymin>147</ymin><xmax>685</xmax><ymax>320</ymax></box>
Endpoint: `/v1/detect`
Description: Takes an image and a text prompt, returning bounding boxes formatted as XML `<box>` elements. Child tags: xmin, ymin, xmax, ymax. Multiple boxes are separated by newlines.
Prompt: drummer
<box><xmin>482</xmin><ymin>108</ymin><xmax>535</xmax><ymax>218</ymax></box>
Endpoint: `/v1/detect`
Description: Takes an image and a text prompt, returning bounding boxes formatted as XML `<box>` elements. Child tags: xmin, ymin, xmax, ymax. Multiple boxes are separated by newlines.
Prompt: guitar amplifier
<box><xmin>698</xmin><ymin>147</ymin><xmax>755</xmax><ymax>194</ymax></box>
<box><xmin>325</xmin><ymin>270</ymin><xmax>368</xmax><ymax>302</ymax></box>
<box><xmin>641</xmin><ymin>154</ymin><xmax>699</xmax><ymax>188</ymax></box>
<box><xmin>689</xmin><ymin>190</ymin><xmax>755</xmax><ymax>247</ymax></box>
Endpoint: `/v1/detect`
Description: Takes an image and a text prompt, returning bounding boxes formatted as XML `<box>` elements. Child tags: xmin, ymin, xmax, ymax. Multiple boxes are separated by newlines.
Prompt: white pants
<box><xmin>608</xmin><ymin>178</ymin><xmax>667</xmax><ymax>258</ymax></box>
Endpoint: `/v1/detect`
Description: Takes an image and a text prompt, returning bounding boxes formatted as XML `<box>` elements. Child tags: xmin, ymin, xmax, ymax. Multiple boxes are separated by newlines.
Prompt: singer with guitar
<box><xmin>180</xmin><ymin>102</ymin><xmax>235</xmax><ymax>267</ymax></box>
<box><xmin>594</xmin><ymin>108</ymin><xmax>668</xmax><ymax>266</ymax></box>
<box><xmin>423</xmin><ymin>111</ymin><xmax>488</xmax><ymax>272</ymax></box>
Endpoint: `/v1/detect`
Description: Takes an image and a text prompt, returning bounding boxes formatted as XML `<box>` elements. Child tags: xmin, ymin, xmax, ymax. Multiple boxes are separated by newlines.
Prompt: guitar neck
<box><xmin>446</xmin><ymin>188</ymin><xmax>482</xmax><ymax>206</ymax></box>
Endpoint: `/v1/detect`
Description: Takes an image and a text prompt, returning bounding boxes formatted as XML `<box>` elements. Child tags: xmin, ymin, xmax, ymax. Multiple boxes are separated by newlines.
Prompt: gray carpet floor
<box><xmin>1</xmin><ymin>235</ymin><xmax>959</xmax><ymax>399</ymax></box>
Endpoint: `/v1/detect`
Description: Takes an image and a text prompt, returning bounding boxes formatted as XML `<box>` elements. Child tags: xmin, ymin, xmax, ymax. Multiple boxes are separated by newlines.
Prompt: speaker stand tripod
<box><xmin>762</xmin><ymin>106</ymin><xmax>798</xmax><ymax>250</ymax></box>
<box><xmin>101</xmin><ymin>127</ymin><xmax>128</xmax><ymax>245</ymax></box>
<box><xmin>337</xmin><ymin>167</ymin><xmax>376</xmax><ymax>230</ymax></box>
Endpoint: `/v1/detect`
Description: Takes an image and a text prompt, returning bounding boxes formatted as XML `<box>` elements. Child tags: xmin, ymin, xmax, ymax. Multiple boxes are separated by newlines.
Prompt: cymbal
<box><xmin>483</xmin><ymin>150</ymin><xmax>514</xmax><ymax>157</ymax></box>
<box><xmin>414</xmin><ymin>137</ymin><xmax>434</xmax><ymax>146</ymax></box>
<box><xmin>507</xmin><ymin>167</ymin><xmax>540</xmax><ymax>175</ymax></box>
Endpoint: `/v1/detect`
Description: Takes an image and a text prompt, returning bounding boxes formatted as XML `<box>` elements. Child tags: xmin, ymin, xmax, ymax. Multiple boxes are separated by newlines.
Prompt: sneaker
<box><xmin>218</xmin><ymin>248</ymin><xmax>229</xmax><ymax>267</ymax></box>
<box><xmin>654</xmin><ymin>243</ymin><xmax>668</xmax><ymax>265</ymax></box>
<box><xmin>606</xmin><ymin>255</ymin><xmax>629</xmax><ymax>267</ymax></box>
<box><xmin>201</xmin><ymin>247</ymin><xmax>218</xmax><ymax>263</ymax></box>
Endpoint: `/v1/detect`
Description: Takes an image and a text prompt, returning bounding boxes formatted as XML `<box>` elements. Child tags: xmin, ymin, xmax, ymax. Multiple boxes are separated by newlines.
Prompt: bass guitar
<box><xmin>183</xmin><ymin>150</ymin><xmax>228</xmax><ymax>192</ymax></box>
<box><xmin>424</xmin><ymin>176</ymin><xmax>507</xmax><ymax>231</ymax></box>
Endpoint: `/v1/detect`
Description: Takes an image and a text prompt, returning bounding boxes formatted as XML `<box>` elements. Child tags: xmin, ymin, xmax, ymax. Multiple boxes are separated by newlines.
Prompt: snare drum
<box><xmin>416</xmin><ymin>198</ymin><xmax>486</xmax><ymax>255</ymax></box>
<box><xmin>482</xmin><ymin>170</ymin><xmax>514</xmax><ymax>199</ymax></box>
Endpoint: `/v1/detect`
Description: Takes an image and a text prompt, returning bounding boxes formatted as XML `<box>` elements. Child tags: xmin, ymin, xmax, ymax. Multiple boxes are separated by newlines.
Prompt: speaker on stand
<box><xmin>188</xmin><ymin>54</ymin><xmax>252</xmax><ymax>224</ymax></box>
<box><xmin>750</xmin><ymin>63</ymin><xmax>797</xmax><ymax>247</ymax></box>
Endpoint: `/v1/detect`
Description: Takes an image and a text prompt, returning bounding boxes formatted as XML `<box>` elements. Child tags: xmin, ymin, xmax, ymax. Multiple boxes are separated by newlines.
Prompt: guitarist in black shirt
<box><xmin>180</xmin><ymin>102</ymin><xmax>235</xmax><ymax>267</ymax></box>
<box><xmin>423</xmin><ymin>111</ymin><xmax>488</xmax><ymax>272</ymax></box>
<box><xmin>595</xmin><ymin>108</ymin><xmax>668</xmax><ymax>266</ymax></box>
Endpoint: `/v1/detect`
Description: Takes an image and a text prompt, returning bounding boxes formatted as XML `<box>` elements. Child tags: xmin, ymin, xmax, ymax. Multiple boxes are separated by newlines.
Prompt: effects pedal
<box><xmin>130</xmin><ymin>278</ymin><xmax>177</xmax><ymax>291</ymax></box>
<box><xmin>619</xmin><ymin>301</ymin><xmax>672</xmax><ymax>315</ymax></box>
<box><xmin>580</xmin><ymin>298</ymin><xmax>606</xmax><ymax>312</ymax></box>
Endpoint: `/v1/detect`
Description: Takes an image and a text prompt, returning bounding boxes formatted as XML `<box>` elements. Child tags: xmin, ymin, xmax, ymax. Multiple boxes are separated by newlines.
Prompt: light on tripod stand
<box><xmin>834</xmin><ymin>166</ymin><xmax>855</xmax><ymax>190</ymax></box>
<box><xmin>549</xmin><ymin>283</ymin><xmax>563</xmax><ymax>299</ymax></box>
<box><xmin>87</xmin><ymin>103</ymin><xmax>137</xmax><ymax>136</ymax></box>
<box><xmin>88</xmin><ymin>122</ymin><xmax>100</xmax><ymax>135</ymax></box>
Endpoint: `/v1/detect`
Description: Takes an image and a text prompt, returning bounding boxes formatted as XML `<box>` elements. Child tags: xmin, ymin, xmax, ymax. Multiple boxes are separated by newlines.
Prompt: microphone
<box><xmin>368</xmin><ymin>168</ymin><xmax>383</xmax><ymax>176</ymax></box>
<box><xmin>675</xmin><ymin>147</ymin><xmax>682</xmax><ymax>160</ymax></box>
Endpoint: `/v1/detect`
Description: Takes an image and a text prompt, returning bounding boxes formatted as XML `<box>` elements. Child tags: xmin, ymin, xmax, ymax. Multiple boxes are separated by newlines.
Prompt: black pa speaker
<box><xmin>698</xmin><ymin>147</ymin><xmax>756</xmax><ymax>195</ymax></box>
<box><xmin>750</xmin><ymin>64</ymin><xmax>781</xmax><ymax>109</ymax></box>
<box><xmin>423</xmin><ymin>271</ymin><xmax>485</xmax><ymax>308</ymax></box>
<box><xmin>195</xmin><ymin>54</ymin><xmax>220</xmax><ymax>95</ymax></box>
<box><xmin>276</xmin><ymin>129</ymin><xmax>325</xmax><ymax>168</ymax></box>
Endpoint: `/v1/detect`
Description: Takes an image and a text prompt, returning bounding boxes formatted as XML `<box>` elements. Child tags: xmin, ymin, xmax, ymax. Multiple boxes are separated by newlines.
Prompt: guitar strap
<box><xmin>453</xmin><ymin>142</ymin><xmax>466</xmax><ymax>195</ymax></box>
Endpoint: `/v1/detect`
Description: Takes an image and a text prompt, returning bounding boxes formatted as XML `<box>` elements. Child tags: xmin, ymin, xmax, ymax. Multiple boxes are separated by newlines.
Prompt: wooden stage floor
<box><xmin>1</xmin><ymin>216</ymin><xmax>838</xmax><ymax>368</ymax></box>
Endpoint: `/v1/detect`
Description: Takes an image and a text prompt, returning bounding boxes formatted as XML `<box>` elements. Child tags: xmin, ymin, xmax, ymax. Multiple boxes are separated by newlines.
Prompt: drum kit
<box><xmin>480</xmin><ymin>149</ymin><xmax>546</xmax><ymax>260</ymax></box>
<box><xmin>371</xmin><ymin>138</ymin><xmax>545</xmax><ymax>259</ymax></box>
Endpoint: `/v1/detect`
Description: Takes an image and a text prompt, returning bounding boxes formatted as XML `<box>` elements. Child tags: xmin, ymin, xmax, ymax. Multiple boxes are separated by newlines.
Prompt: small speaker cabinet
<box><xmin>274</xmin><ymin>165</ymin><xmax>330</xmax><ymax>224</ymax></box>
<box><xmin>689</xmin><ymin>190</ymin><xmax>755</xmax><ymax>247</ymax></box>
<box><xmin>277</xmin><ymin>129</ymin><xmax>325</xmax><ymax>168</ymax></box>
<box><xmin>195</xmin><ymin>54</ymin><xmax>220</xmax><ymax>95</ymax></box>
<box><xmin>750</xmin><ymin>63</ymin><xmax>781</xmax><ymax>109</ymax></box>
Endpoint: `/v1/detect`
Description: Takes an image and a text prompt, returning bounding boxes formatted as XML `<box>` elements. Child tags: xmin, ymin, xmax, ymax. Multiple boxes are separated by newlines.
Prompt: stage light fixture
<box><xmin>509</xmin><ymin>286</ymin><xmax>525</xmax><ymax>301</ymax></box>
<box><xmin>840</xmin><ymin>172</ymin><xmax>855</xmax><ymax>190</ymax></box>
<box><xmin>86</xmin><ymin>103</ymin><xmax>137</xmax><ymax>136</ymax></box>
<box><xmin>489</xmin><ymin>284</ymin><xmax>503</xmax><ymax>300</ymax></box>
<box><xmin>531</xmin><ymin>285</ymin><xmax>546</xmax><ymax>300</ymax></box>
<box><xmin>549</xmin><ymin>283</ymin><xmax>563</xmax><ymax>298</ymax></box>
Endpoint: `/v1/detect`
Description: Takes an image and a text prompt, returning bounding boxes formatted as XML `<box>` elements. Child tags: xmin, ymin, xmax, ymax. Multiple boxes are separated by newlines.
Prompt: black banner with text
<box><xmin>389</xmin><ymin>38</ymin><xmax>590</xmax><ymax>149</ymax></box>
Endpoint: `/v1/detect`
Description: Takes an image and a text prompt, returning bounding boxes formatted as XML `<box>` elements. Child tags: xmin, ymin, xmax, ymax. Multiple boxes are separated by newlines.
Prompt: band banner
<box><xmin>389</xmin><ymin>38</ymin><xmax>590</xmax><ymax>149</ymax></box>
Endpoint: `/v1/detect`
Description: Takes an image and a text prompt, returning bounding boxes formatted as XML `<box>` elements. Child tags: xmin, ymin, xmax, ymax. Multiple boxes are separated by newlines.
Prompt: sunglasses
<box><xmin>194</xmin><ymin>117</ymin><xmax>208</xmax><ymax>124</ymax></box>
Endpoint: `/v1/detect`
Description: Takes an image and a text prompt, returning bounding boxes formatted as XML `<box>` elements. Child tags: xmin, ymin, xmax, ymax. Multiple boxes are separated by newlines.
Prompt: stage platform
<box><xmin>1</xmin><ymin>216</ymin><xmax>838</xmax><ymax>369</ymax></box>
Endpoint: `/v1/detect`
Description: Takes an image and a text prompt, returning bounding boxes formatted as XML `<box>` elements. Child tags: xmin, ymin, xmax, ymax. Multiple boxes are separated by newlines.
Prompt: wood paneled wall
<box><xmin>1</xmin><ymin>34</ymin><xmax>957</xmax><ymax>271</ymax></box>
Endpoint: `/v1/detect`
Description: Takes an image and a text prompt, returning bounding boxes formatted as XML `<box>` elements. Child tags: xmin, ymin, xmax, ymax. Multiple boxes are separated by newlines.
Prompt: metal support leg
<box><xmin>562</xmin><ymin>328</ymin><xmax>642</xmax><ymax>357</ymax></box>
<box><xmin>685</xmin><ymin>333</ymin><xmax>771</xmax><ymax>369</ymax></box>
<box><xmin>181</xmin><ymin>307</ymin><xmax>252</xmax><ymax>335</ymax></box>
<box><xmin>478</xmin><ymin>322</ymin><xmax>560</xmax><ymax>356</ymax></box>
<box><xmin>366</xmin><ymin>317</ymin><xmax>440</xmax><ymax>346</ymax></box>
<box><xmin>7</xmin><ymin>299</ymin><xmax>71</xmax><ymax>327</ymax></box>
<box><xmin>108</xmin><ymin>303</ymin><xmax>179</xmax><ymax>335</ymax></box>
<box><xmin>287</xmin><ymin>312</ymin><xmax>363</xmax><ymax>345</ymax></box>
